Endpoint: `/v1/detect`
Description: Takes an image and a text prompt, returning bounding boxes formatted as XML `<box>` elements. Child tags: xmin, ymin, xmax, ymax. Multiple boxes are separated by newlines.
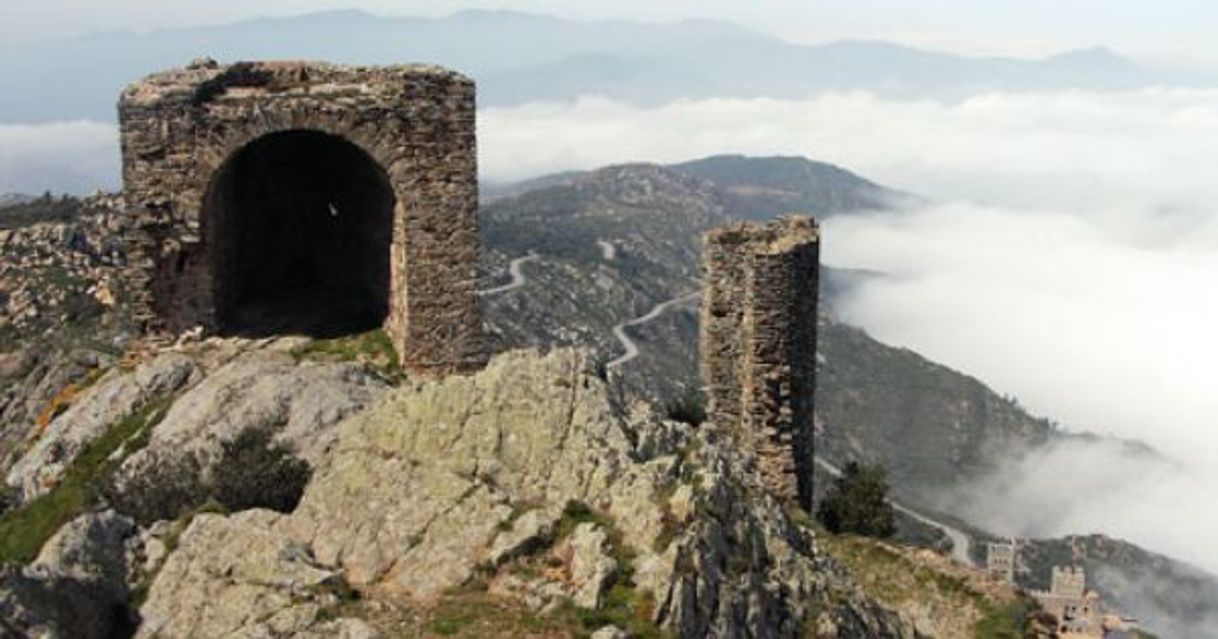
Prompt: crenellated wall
<box><xmin>700</xmin><ymin>216</ymin><xmax>819</xmax><ymax>506</ymax></box>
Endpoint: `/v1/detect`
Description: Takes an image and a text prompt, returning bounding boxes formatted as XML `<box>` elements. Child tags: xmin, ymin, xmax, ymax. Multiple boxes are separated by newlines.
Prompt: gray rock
<box><xmin>280</xmin><ymin>349</ymin><xmax>634</xmax><ymax>596</ymax></box>
<box><xmin>117</xmin><ymin>350</ymin><xmax>387</xmax><ymax>487</ymax></box>
<box><xmin>6</xmin><ymin>353</ymin><xmax>198</xmax><ymax>501</ymax></box>
<box><xmin>123</xmin><ymin>349</ymin><xmax>913</xmax><ymax>637</ymax></box>
<box><xmin>136</xmin><ymin>509</ymin><xmax>367</xmax><ymax>639</ymax></box>
<box><xmin>35</xmin><ymin>509</ymin><xmax>134</xmax><ymax>598</ymax></box>
<box><xmin>487</xmin><ymin>507</ymin><xmax>561</xmax><ymax>567</ymax></box>
<box><xmin>0</xmin><ymin>511</ymin><xmax>137</xmax><ymax>639</ymax></box>
<box><xmin>569</xmin><ymin>523</ymin><xmax>618</xmax><ymax>609</ymax></box>
<box><xmin>591</xmin><ymin>626</ymin><xmax>631</xmax><ymax>639</ymax></box>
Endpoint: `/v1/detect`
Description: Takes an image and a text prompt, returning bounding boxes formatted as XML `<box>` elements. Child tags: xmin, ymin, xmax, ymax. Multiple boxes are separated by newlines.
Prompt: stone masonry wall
<box><xmin>118</xmin><ymin>59</ymin><xmax>485</xmax><ymax>376</ymax></box>
<box><xmin>700</xmin><ymin>216</ymin><xmax>819</xmax><ymax>506</ymax></box>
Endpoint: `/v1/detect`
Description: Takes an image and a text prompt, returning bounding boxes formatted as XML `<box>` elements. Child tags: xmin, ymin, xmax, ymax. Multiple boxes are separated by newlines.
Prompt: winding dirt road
<box><xmin>606</xmin><ymin>291</ymin><xmax>701</xmax><ymax>370</ymax></box>
<box><xmin>483</xmin><ymin>254</ymin><xmax>974</xmax><ymax>566</ymax></box>
<box><xmin>479</xmin><ymin>252</ymin><xmax>539</xmax><ymax>297</ymax></box>
<box><xmin>813</xmin><ymin>457</ymin><xmax>973</xmax><ymax>566</ymax></box>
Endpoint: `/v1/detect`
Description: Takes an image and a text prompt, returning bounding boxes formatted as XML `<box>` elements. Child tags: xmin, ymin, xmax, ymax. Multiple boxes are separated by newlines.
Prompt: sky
<box><xmin>4</xmin><ymin>0</ymin><xmax>1218</xmax><ymax>70</ymax></box>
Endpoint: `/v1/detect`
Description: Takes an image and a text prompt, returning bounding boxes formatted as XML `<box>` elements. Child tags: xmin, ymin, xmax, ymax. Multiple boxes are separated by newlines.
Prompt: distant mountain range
<box><xmin>0</xmin><ymin>9</ymin><xmax>1208</xmax><ymax>123</ymax></box>
<box><xmin>0</xmin><ymin>194</ymin><xmax>34</xmax><ymax>208</ymax></box>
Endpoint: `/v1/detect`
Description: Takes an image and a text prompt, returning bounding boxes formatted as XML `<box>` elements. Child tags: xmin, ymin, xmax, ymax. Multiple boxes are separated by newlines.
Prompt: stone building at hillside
<box><xmin>700</xmin><ymin>216</ymin><xmax>819</xmax><ymax>506</ymax></box>
<box><xmin>1033</xmin><ymin>566</ymin><xmax>1105</xmax><ymax>637</ymax></box>
<box><xmin>986</xmin><ymin>541</ymin><xmax>1017</xmax><ymax>584</ymax></box>
<box><xmin>118</xmin><ymin>59</ymin><xmax>485</xmax><ymax>376</ymax></box>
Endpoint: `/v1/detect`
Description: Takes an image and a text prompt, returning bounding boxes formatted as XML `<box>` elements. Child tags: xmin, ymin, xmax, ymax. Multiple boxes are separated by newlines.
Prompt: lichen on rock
<box><xmin>127</xmin><ymin>348</ymin><xmax>914</xmax><ymax>638</ymax></box>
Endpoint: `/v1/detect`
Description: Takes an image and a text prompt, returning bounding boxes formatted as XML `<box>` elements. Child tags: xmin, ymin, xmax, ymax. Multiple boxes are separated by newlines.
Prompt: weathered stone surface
<box><xmin>117</xmin><ymin>348</ymin><xmax>911</xmax><ymax>638</ymax></box>
<box><xmin>6</xmin><ymin>353</ymin><xmax>198</xmax><ymax>501</ymax></box>
<box><xmin>119</xmin><ymin>60</ymin><xmax>485</xmax><ymax>376</ymax></box>
<box><xmin>591</xmin><ymin>625</ymin><xmax>631</xmax><ymax>639</ymax></box>
<box><xmin>0</xmin><ymin>511</ymin><xmax>137</xmax><ymax>639</ymax></box>
<box><xmin>281</xmin><ymin>348</ymin><xmax>631</xmax><ymax>597</ymax></box>
<box><xmin>274</xmin><ymin>348</ymin><xmax>907</xmax><ymax>637</ymax></box>
<box><xmin>136</xmin><ymin>509</ymin><xmax>373</xmax><ymax>639</ymax></box>
<box><xmin>117</xmin><ymin>349</ymin><xmax>387</xmax><ymax>484</ymax></box>
<box><xmin>569</xmin><ymin>523</ymin><xmax>618</xmax><ymax>609</ymax></box>
<box><xmin>701</xmin><ymin>215</ymin><xmax>819</xmax><ymax>506</ymax></box>
<box><xmin>487</xmin><ymin>507</ymin><xmax>561</xmax><ymax>567</ymax></box>
<box><xmin>35</xmin><ymin>510</ymin><xmax>135</xmax><ymax>596</ymax></box>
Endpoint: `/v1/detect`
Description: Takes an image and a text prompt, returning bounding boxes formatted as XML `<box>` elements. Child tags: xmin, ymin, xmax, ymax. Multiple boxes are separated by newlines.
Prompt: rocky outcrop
<box><xmin>135</xmin><ymin>510</ymin><xmax>373</xmax><ymax>639</ymax></box>
<box><xmin>0</xmin><ymin>348</ymin><xmax>112</xmax><ymax>479</ymax></box>
<box><xmin>116</xmin><ymin>348</ymin><xmax>388</xmax><ymax>486</ymax></box>
<box><xmin>134</xmin><ymin>349</ymin><xmax>913</xmax><ymax>638</ymax></box>
<box><xmin>0</xmin><ymin>511</ymin><xmax>136</xmax><ymax>639</ymax></box>
<box><xmin>6</xmin><ymin>353</ymin><xmax>198</xmax><ymax>502</ymax></box>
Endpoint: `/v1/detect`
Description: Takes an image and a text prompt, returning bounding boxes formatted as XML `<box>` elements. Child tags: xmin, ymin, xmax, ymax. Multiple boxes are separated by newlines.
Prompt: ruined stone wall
<box><xmin>1051</xmin><ymin>566</ymin><xmax>1088</xmax><ymax>598</ymax></box>
<box><xmin>700</xmin><ymin>216</ymin><xmax>819</xmax><ymax>506</ymax></box>
<box><xmin>118</xmin><ymin>59</ymin><xmax>485</xmax><ymax>376</ymax></box>
<box><xmin>986</xmin><ymin>542</ymin><xmax>1017</xmax><ymax>584</ymax></box>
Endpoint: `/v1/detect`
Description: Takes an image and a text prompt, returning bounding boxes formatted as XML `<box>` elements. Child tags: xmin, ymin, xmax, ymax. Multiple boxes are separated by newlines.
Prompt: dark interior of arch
<box><xmin>206</xmin><ymin>130</ymin><xmax>394</xmax><ymax>338</ymax></box>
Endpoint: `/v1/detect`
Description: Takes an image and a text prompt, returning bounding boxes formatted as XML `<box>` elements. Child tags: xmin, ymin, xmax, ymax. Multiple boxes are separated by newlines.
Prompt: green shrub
<box><xmin>664</xmin><ymin>388</ymin><xmax>706</xmax><ymax>426</ymax></box>
<box><xmin>816</xmin><ymin>461</ymin><xmax>896</xmax><ymax>538</ymax></box>
<box><xmin>211</xmin><ymin>428</ymin><xmax>312</xmax><ymax>513</ymax></box>
<box><xmin>103</xmin><ymin>452</ymin><xmax>205</xmax><ymax>527</ymax></box>
<box><xmin>0</xmin><ymin>398</ymin><xmax>169</xmax><ymax>564</ymax></box>
<box><xmin>106</xmin><ymin>427</ymin><xmax>311</xmax><ymax>526</ymax></box>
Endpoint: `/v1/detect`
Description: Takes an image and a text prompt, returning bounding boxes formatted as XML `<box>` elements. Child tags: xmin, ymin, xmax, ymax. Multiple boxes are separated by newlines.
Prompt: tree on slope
<box><xmin>816</xmin><ymin>461</ymin><xmax>896</xmax><ymax>538</ymax></box>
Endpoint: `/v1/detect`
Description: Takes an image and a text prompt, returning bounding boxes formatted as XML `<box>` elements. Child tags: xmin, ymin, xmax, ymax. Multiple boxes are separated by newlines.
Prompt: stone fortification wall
<box><xmin>700</xmin><ymin>215</ymin><xmax>819</xmax><ymax>505</ymax></box>
<box><xmin>118</xmin><ymin>59</ymin><xmax>484</xmax><ymax>376</ymax></box>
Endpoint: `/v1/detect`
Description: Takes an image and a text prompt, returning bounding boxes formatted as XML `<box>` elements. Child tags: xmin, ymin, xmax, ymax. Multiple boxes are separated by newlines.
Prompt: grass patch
<box><xmin>0</xmin><ymin>396</ymin><xmax>172</xmax><ymax>565</ymax></box>
<box><xmin>421</xmin><ymin>594</ymin><xmax>558</xmax><ymax>637</ymax></box>
<box><xmin>291</xmin><ymin>329</ymin><xmax>402</xmax><ymax>380</ymax></box>
<box><xmin>973</xmin><ymin>600</ymin><xmax>1032</xmax><ymax>639</ymax></box>
<box><xmin>556</xmin><ymin>501</ymin><xmax>616</xmax><ymax>541</ymax></box>
<box><xmin>568</xmin><ymin>585</ymin><xmax>667</xmax><ymax>639</ymax></box>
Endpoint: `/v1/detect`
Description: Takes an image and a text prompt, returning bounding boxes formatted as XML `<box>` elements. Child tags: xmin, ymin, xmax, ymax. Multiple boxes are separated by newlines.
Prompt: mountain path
<box><xmin>479</xmin><ymin>251</ymin><xmax>540</xmax><ymax>297</ymax></box>
<box><xmin>814</xmin><ymin>457</ymin><xmax>973</xmax><ymax>566</ymax></box>
<box><xmin>606</xmin><ymin>291</ymin><xmax>700</xmax><ymax>370</ymax></box>
<box><xmin>484</xmin><ymin>252</ymin><xmax>975</xmax><ymax>567</ymax></box>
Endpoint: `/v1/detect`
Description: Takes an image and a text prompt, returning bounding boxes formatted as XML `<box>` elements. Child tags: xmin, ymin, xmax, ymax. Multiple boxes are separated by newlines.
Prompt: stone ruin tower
<box><xmin>118</xmin><ymin>59</ymin><xmax>485</xmax><ymax>376</ymax></box>
<box><xmin>700</xmin><ymin>216</ymin><xmax>819</xmax><ymax>507</ymax></box>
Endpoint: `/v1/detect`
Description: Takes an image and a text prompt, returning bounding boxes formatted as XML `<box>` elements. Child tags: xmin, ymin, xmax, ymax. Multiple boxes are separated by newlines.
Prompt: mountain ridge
<box><xmin>0</xmin><ymin>9</ymin><xmax>1185</xmax><ymax>123</ymax></box>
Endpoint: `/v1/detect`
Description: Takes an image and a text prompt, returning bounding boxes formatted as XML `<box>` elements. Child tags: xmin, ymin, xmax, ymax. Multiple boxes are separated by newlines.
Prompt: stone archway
<box><xmin>204</xmin><ymin>130</ymin><xmax>395</xmax><ymax>338</ymax></box>
<box><xmin>118</xmin><ymin>60</ymin><xmax>487</xmax><ymax>376</ymax></box>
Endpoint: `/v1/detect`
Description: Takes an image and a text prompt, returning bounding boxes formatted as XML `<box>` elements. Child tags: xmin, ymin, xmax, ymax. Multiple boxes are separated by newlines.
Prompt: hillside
<box><xmin>477</xmin><ymin>155</ymin><xmax>1218</xmax><ymax>636</ymax></box>
<box><xmin>0</xmin><ymin>193</ymin><xmax>1046</xmax><ymax>636</ymax></box>
<box><xmin>480</xmin><ymin>156</ymin><xmax>1062</xmax><ymax>497</ymax></box>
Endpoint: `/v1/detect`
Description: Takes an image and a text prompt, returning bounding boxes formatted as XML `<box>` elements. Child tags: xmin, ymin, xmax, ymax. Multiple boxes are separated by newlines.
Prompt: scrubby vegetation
<box><xmin>105</xmin><ymin>426</ymin><xmax>312</xmax><ymax>526</ymax></box>
<box><xmin>816</xmin><ymin>461</ymin><xmax>896</xmax><ymax>538</ymax></box>
<box><xmin>0</xmin><ymin>396</ymin><xmax>170</xmax><ymax>564</ymax></box>
<box><xmin>820</xmin><ymin>533</ymin><xmax>1038</xmax><ymax>639</ymax></box>
<box><xmin>291</xmin><ymin>329</ymin><xmax>402</xmax><ymax>379</ymax></box>
<box><xmin>664</xmin><ymin>388</ymin><xmax>706</xmax><ymax>426</ymax></box>
<box><xmin>0</xmin><ymin>193</ymin><xmax>83</xmax><ymax>230</ymax></box>
<box><xmin>212</xmin><ymin>428</ymin><xmax>312</xmax><ymax>513</ymax></box>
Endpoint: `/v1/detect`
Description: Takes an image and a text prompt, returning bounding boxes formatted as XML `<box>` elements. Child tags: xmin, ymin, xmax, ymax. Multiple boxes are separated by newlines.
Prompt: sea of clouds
<box><xmin>483</xmin><ymin>88</ymin><xmax>1218</xmax><ymax>576</ymax></box>
<box><xmin>4</xmin><ymin>88</ymin><xmax>1218</xmax><ymax>577</ymax></box>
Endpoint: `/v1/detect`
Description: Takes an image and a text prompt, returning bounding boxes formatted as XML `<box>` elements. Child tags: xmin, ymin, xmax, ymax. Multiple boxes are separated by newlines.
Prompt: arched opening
<box><xmin>204</xmin><ymin>130</ymin><xmax>395</xmax><ymax>338</ymax></box>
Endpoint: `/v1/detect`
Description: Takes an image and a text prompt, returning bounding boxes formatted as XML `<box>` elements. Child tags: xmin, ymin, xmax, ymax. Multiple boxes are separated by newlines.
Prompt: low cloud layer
<box><xmin>483</xmin><ymin>89</ymin><xmax>1218</xmax><ymax>574</ymax></box>
<box><xmin>0</xmin><ymin>121</ymin><xmax>119</xmax><ymax>194</ymax></box>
